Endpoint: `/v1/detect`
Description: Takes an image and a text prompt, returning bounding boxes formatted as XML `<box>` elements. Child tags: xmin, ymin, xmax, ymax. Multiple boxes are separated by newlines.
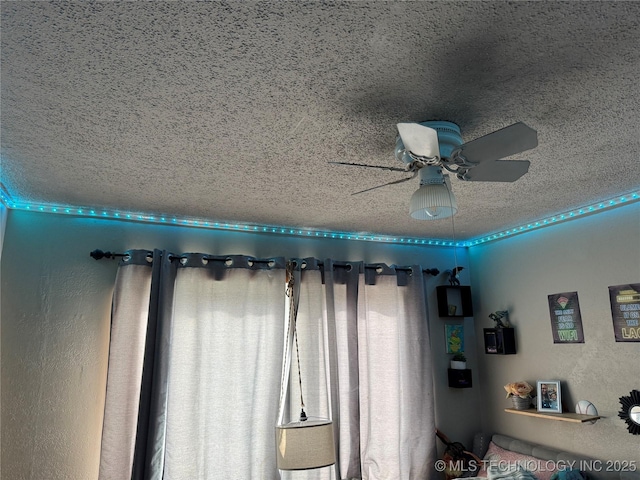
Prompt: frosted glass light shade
<box><xmin>276</xmin><ymin>419</ymin><xmax>335</xmax><ymax>470</ymax></box>
<box><xmin>410</xmin><ymin>183</ymin><xmax>458</xmax><ymax>220</ymax></box>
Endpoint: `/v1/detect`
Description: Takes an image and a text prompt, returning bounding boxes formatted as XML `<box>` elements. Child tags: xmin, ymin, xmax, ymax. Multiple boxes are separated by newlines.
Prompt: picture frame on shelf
<box><xmin>537</xmin><ymin>381</ymin><xmax>562</xmax><ymax>413</ymax></box>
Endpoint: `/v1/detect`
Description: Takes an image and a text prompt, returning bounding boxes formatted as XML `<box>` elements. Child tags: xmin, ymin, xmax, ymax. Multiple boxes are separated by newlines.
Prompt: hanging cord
<box><xmin>286</xmin><ymin>262</ymin><xmax>307</xmax><ymax>422</ymax></box>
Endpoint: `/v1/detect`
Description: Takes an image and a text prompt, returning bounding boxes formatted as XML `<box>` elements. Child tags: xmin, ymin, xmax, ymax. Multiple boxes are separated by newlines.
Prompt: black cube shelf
<box><xmin>483</xmin><ymin>327</ymin><xmax>517</xmax><ymax>354</ymax></box>
<box><xmin>448</xmin><ymin>368</ymin><xmax>472</xmax><ymax>388</ymax></box>
<box><xmin>436</xmin><ymin>286</ymin><xmax>473</xmax><ymax>317</ymax></box>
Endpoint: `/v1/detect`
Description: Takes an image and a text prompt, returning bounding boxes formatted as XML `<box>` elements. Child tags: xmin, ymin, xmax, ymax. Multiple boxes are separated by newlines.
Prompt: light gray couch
<box><xmin>473</xmin><ymin>433</ymin><xmax>640</xmax><ymax>480</ymax></box>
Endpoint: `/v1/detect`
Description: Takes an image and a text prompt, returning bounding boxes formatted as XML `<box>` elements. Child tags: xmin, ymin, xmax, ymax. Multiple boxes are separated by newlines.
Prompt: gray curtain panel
<box><xmin>99</xmin><ymin>250</ymin><xmax>154</xmax><ymax>480</ymax></box>
<box><xmin>356</xmin><ymin>264</ymin><xmax>436</xmax><ymax>479</ymax></box>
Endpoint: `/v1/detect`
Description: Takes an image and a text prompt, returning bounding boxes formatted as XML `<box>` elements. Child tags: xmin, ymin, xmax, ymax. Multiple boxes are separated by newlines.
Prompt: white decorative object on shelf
<box><xmin>575</xmin><ymin>400</ymin><xmax>598</xmax><ymax>416</ymax></box>
<box><xmin>575</xmin><ymin>400</ymin><xmax>599</xmax><ymax>424</ymax></box>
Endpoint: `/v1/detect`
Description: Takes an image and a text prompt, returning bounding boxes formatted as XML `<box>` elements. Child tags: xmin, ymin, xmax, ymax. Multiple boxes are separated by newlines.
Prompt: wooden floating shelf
<box><xmin>504</xmin><ymin>408</ymin><xmax>601</xmax><ymax>423</ymax></box>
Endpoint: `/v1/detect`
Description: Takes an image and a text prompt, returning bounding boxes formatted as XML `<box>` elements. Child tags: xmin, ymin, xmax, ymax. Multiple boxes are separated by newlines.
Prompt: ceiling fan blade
<box><xmin>458</xmin><ymin>122</ymin><xmax>538</xmax><ymax>163</ymax></box>
<box><xmin>329</xmin><ymin>161</ymin><xmax>407</xmax><ymax>172</ymax></box>
<box><xmin>351</xmin><ymin>171</ymin><xmax>418</xmax><ymax>195</ymax></box>
<box><xmin>460</xmin><ymin>159</ymin><xmax>530</xmax><ymax>182</ymax></box>
<box><xmin>397</xmin><ymin>123</ymin><xmax>440</xmax><ymax>159</ymax></box>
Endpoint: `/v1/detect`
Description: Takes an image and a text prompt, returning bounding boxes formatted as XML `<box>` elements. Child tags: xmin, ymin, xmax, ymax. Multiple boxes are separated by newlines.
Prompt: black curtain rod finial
<box><xmin>90</xmin><ymin>249</ymin><xmax>125</xmax><ymax>260</ymax></box>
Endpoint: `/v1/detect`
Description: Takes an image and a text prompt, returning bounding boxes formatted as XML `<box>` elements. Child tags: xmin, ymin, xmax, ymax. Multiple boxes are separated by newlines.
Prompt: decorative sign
<box><xmin>608</xmin><ymin>284</ymin><xmax>640</xmax><ymax>342</ymax></box>
<box><xmin>445</xmin><ymin>324</ymin><xmax>464</xmax><ymax>353</ymax></box>
<box><xmin>547</xmin><ymin>291</ymin><xmax>585</xmax><ymax>343</ymax></box>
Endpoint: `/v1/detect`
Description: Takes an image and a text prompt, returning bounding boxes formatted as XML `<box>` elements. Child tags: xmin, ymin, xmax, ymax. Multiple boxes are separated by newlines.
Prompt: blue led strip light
<box><xmin>0</xmin><ymin>190</ymin><xmax>467</xmax><ymax>247</ymax></box>
<box><xmin>1</xmin><ymin>188</ymin><xmax>637</xmax><ymax>247</ymax></box>
<box><xmin>468</xmin><ymin>191</ymin><xmax>640</xmax><ymax>245</ymax></box>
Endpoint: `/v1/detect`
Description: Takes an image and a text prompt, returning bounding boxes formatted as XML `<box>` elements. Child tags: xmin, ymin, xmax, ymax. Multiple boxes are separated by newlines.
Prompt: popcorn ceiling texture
<box><xmin>1</xmin><ymin>1</ymin><xmax>639</xmax><ymax>239</ymax></box>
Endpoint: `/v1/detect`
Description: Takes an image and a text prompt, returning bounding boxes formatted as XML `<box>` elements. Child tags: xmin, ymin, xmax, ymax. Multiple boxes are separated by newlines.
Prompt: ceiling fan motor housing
<box><xmin>420</xmin><ymin>121</ymin><xmax>463</xmax><ymax>159</ymax></box>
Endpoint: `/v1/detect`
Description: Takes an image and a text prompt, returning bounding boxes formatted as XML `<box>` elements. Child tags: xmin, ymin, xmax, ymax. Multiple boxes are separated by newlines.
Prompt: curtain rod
<box><xmin>89</xmin><ymin>250</ymin><xmax>440</xmax><ymax>276</ymax></box>
<box><xmin>90</xmin><ymin>250</ymin><xmax>127</xmax><ymax>260</ymax></box>
<box><xmin>90</xmin><ymin>249</ymin><xmax>275</xmax><ymax>264</ymax></box>
<box><xmin>317</xmin><ymin>260</ymin><xmax>439</xmax><ymax>276</ymax></box>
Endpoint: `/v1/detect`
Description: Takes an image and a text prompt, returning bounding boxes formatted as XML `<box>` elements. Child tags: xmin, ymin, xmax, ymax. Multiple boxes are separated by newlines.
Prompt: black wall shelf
<box><xmin>436</xmin><ymin>286</ymin><xmax>473</xmax><ymax>317</ymax></box>
<box><xmin>448</xmin><ymin>368</ymin><xmax>472</xmax><ymax>388</ymax></box>
<box><xmin>483</xmin><ymin>327</ymin><xmax>517</xmax><ymax>354</ymax></box>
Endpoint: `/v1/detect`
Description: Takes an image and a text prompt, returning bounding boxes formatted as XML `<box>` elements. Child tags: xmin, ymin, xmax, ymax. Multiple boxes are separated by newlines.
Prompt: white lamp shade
<box><xmin>409</xmin><ymin>183</ymin><xmax>458</xmax><ymax>220</ymax></box>
<box><xmin>276</xmin><ymin>419</ymin><xmax>335</xmax><ymax>470</ymax></box>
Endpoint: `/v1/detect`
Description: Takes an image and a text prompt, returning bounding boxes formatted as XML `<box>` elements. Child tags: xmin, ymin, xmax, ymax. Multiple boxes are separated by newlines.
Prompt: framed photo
<box><xmin>537</xmin><ymin>381</ymin><xmax>562</xmax><ymax>413</ymax></box>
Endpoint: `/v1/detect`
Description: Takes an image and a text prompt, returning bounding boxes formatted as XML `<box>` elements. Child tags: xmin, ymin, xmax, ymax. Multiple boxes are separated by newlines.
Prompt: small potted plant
<box><xmin>450</xmin><ymin>352</ymin><xmax>467</xmax><ymax>370</ymax></box>
<box><xmin>504</xmin><ymin>381</ymin><xmax>534</xmax><ymax>410</ymax></box>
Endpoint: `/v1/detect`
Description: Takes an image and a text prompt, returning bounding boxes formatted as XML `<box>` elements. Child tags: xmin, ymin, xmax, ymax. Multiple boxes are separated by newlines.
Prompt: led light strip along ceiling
<box><xmin>1</xmin><ymin>188</ymin><xmax>638</xmax><ymax>247</ymax></box>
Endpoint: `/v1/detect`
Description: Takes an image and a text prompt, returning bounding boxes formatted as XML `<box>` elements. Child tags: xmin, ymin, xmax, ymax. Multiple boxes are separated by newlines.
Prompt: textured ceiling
<box><xmin>2</xmin><ymin>1</ymin><xmax>639</xmax><ymax>241</ymax></box>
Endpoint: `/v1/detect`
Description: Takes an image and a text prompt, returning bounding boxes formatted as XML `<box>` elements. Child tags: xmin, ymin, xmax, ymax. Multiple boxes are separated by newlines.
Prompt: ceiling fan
<box><xmin>331</xmin><ymin>121</ymin><xmax>538</xmax><ymax>219</ymax></box>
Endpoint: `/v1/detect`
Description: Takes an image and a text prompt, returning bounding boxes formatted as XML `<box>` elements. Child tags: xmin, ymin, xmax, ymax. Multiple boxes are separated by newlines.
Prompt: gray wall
<box><xmin>1</xmin><ymin>210</ymin><xmax>481</xmax><ymax>479</ymax></box>
<box><xmin>469</xmin><ymin>201</ymin><xmax>640</xmax><ymax>461</ymax></box>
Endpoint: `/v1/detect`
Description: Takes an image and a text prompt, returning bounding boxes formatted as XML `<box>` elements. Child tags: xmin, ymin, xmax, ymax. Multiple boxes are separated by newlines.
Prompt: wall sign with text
<box><xmin>547</xmin><ymin>291</ymin><xmax>585</xmax><ymax>343</ymax></box>
<box><xmin>609</xmin><ymin>283</ymin><xmax>640</xmax><ymax>342</ymax></box>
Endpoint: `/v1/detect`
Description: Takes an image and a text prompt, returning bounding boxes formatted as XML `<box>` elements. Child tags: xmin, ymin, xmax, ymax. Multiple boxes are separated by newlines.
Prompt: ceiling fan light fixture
<box><xmin>409</xmin><ymin>183</ymin><xmax>458</xmax><ymax>220</ymax></box>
